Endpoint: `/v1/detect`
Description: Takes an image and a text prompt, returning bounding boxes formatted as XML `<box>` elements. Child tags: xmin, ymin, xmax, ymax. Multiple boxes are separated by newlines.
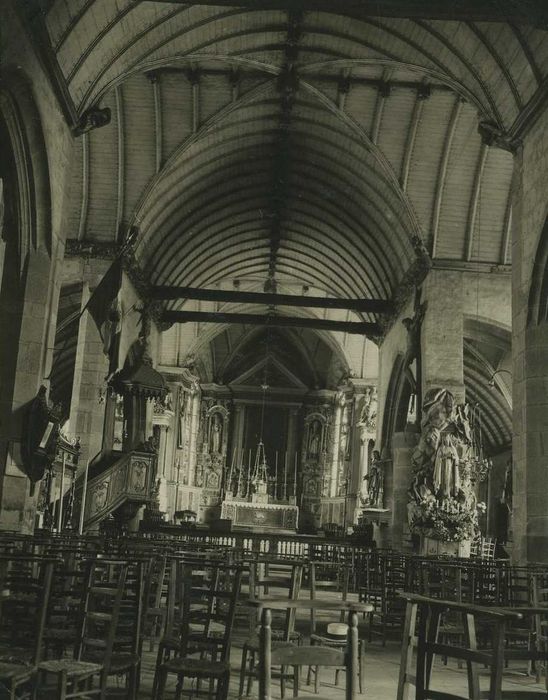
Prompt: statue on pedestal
<box><xmin>363</xmin><ymin>450</ymin><xmax>385</xmax><ymax>508</ymax></box>
<box><xmin>407</xmin><ymin>387</ymin><xmax>479</xmax><ymax>546</ymax></box>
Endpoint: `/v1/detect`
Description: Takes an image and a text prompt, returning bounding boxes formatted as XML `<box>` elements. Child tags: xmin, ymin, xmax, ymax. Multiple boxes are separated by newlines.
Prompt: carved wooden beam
<box><xmin>151</xmin><ymin>285</ymin><xmax>393</xmax><ymax>313</ymax></box>
<box><xmin>162</xmin><ymin>310</ymin><xmax>381</xmax><ymax>336</ymax></box>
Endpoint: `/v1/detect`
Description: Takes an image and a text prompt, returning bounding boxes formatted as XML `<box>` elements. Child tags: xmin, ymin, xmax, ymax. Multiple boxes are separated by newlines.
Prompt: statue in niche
<box><xmin>209</xmin><ymin>413</ymin><xmax>223</xmax><ymax>454</ymax></box>
<box><xmin>358</xmin><ymin>387</ymin><xmax>377</xmax><ymax>432</ymax></box>
<box><xmin>177</xmin><ymin>390</ymin><xmax>187</xmax><ymax>449</ymax></box>
<box><xmin>307</xmin><ymin>420</ymin><xmax>321</xmax><ymax>459</ymax></box>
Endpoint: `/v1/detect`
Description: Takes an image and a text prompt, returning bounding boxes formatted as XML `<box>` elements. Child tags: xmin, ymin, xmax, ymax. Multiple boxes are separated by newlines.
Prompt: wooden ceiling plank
<box><xmin>114</xmin><ymin>85</ymin><xmax>125</xmax><ymax>236</ymax></box>
<box><xmin>466</xmin><ymin>21</ymin><xmax>523</xmax><ymax>113</ymax></box>
<box><xmin>508</xmin><ymin>24</ymin><xmax>543</xmax><ymax>87</ymax></box>
<box><xmin>465</xmin><ymin>142</ymin><xmax>489</xmax><ymax>262</ymax></box>
<box><xmin>150</xmin><ymin>74</ymin><xmax>163</xmax><ymax>173</ymax></box>
<box><xmin>190</xmin><ymin>70</ymin><xmax>200</xmax><ymax>133</ymax></box>
<box><xmin>400</xmin><ymin>92</ymin><xmax>424</xmax><ymax>192</ymax></box>
<box><xmin>430</xmin><ymin>96</ymin><xmax>462</xmax><ymax>257</ymax></box>
<box><xmin>163</xmin><ymin>309</ymin><xmax>381</xmax><ymax>336</ymax></box>
<box><xmin>152</xmin><ymin>285</ymin><xmax>393</xmax><ymax>313</ymax></box>
<box><xmin>500</xmin><ymin>194</ymin><xmax>513</xmax><ymax>265</ymax></box>
<box><xmin>414</xmin><ymin>19</ymin><xmax>504</xmax><ymax>127</ymax></box>
<box><xmin>77</xmin><ymin>132</ymin><xmax>89</xmax><ymax>241</ymax></box>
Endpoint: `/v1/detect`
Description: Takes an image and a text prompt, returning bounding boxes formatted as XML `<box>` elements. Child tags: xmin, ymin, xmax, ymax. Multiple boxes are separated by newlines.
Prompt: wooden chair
<box><xmin>238</xmin><ymin>558</ymin><xmax>304</xmax><ymax>698</ymax></box>
<box><xmin>36</xmin><ymin>558</ymin><xmax>144</xmax><ymax>699</ymax></box>
<box><xmin>42</xmin><ymin>555</ymin><xmax>89</xmax><ymax>659</ymax></box>
<box><xmin>306</xmin><ymin>562</ymin><xmax>366</xmax><ymax>693</ymax></box>
<box><xmin>142</xmin><ymin>554</ymin><xmax>169</xmax><ymax>651</ymax></box>
<box><xmin>0</xmin><ymin>555</ymin><xmax>55</xmax><ymax>699</ymax></box>
<box><xmin>151</xmin><ymin>555</ymin><xmax>226</xmax><ymax>696</ymax></box>
<box><xmin>360</xmin><ymin>553</ymin><xmax>407</xmax><ymax>645</ymax></box>
<box><xmin>154</xmin><ymin>563</ymin><xmax>243</xmax><ymax>700</ymax></box>
<box><xmin>396</xmin><ymin>591</ymin><xmax>548</xmax><ymax>700</ymax></box>
<box><xmin>254</xmin><ymin>598</ymin><xmax>373</xmax><ymax>700</ymax></box>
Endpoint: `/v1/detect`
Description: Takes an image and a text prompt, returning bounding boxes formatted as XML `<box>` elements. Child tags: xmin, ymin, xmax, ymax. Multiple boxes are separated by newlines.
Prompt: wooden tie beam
<box><xmin>162</xmin><ymin>310</ymin><xmax>381</xmax><ymax>336</ymax></box>
<box><xmin>151</xmin><ymin>285</ymin><xmax>393</xmax><ymax>314</ymax></box>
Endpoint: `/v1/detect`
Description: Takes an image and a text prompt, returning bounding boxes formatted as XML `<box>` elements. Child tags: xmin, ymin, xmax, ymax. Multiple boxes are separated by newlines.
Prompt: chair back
<box><xmin>308</xmin><ymin>561</ymin><xmax>351</xmax><ymax>631</ymax></box>
<box><xmin>44</xmin><ymin>554</ymin><xmax>89</xmax><ymax>657</ymax></box>
<box><xmin>77</xmin><ymin>559</ymin><xmax>131</xmax><ymax>671</ymax></box>
<box><xmin>249</xmin><ymin>557</ymin><xmax>303</xmax><ymax>641</ymax></box>
<box><xmin>178</xmin><ymin>562</ymin><xmax>243</xmax><ymax>661</ymax></box>
<box><xmin>0</xmin><ymin>555</ymin><xmax>55</xmax><ymax>665</ymax></box>
<box><xmin>257</xmin><ymin>599</ymin><xmax>362</xmax><ymax>700</ymax></box>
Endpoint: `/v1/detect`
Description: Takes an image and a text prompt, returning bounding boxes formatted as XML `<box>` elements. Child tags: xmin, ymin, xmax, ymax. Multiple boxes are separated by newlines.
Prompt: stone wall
<box><xmin>511</xmin><ymin>108</ymin><xmax>548</xmax><ymax>563</ymax></box>
<box><xmin>0</xmin><ymin>5</ymin><xmax>76</xmax><ymax>532</ymax></box>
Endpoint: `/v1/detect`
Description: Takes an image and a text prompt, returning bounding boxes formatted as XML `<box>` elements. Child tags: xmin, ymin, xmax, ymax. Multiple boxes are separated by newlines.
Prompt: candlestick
<box><xmin>227</xmin><ymin>448</ymin><xmax>236</xmax><ymax>497</ymax></box>
<box><xmin>236</xmin><ymin>449</ymin><xmax>242</xmax><ymax>497</ymax></box>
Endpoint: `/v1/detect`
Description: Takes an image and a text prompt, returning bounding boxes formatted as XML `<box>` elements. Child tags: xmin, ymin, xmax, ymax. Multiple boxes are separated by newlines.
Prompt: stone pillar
<box><xmin>68</xmin><ymin>289</ymin><xmax>109</xmax><ymax>468</ymax></box>
<box><xmin>0</xmin><ymin>250</ymin><xmax>61</xmax><ymax>533</ymax></box>
<box><xmin>511</xmin><ymin>116</ymin><xmax>548</xmax><ymax>564</ymax></box>
<box><xmin>329</xmin><ymin>392</ymin><xmax>344</xmax><ymax>497</ymax></box>
<box><xmin>286</xmin><ymin>407</ymin><xmax>299</xmax><ymax>499</ymax></box>
<box><xmin>421</xmin><ymin>269</ymin><xmax>465</xmax><ymax>403</ymax></box>
<box><xmin>188</xmin><ymin>388</ymin><xmax>200</xmax><ymax>486</ymax></box>
<box><xmin>231</xmin><ymin>403</ymin><xmax>245</xmax><ymax>458</ymax></box>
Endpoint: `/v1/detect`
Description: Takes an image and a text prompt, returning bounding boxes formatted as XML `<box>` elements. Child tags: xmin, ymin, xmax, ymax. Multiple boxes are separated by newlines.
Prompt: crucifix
<box><xmin>402</xmin><ymin>287</ymin><xmax>427</xmax><ymax>426</ymax></box>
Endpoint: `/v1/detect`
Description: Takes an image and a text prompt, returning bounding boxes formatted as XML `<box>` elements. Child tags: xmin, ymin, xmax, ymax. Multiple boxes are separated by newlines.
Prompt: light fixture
<box><xmin>488</xmin><ymin>368</ymin><xmax>512</xmax><ymax>388</ymax></box>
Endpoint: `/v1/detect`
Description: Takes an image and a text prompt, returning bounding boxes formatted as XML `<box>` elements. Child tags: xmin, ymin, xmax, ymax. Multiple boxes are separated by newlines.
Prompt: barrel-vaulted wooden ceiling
<box><xmin>38</xmin><ymin>2</ymin><xmax>547</xmax><ymax>368</ymax></box>
<box><xmin>50</xmin><ymin>3</ymin><xmax>548</xmax><ymax>288</ymax></box>
<box><xmin>31</xmin><ymin>0</ymin><xmax>538</xmax><ymax>448</ymax></box>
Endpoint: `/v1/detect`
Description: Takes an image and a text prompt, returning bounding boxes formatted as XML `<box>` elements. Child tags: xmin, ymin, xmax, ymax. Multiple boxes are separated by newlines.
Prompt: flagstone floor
<box><xmin>135</xmin><ymin>627</ymin><xmax>547</xmax><ymax>699</ymax></box>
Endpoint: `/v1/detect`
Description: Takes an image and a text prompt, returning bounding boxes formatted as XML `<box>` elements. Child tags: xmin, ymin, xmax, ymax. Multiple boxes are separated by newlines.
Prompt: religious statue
<box><xmin>209</xmin><ymin>414</ymin><xmax>223</xmax><ymax>454</ymax></box>
<box><xmin>363</xmin><ymin>450</ymin><xmax>385</xmax><ymax>508</ymax></box>
<box><xmin>407</xmin><ymin>387</ymin><xmax>478</xmax><ymax>546</ymax></box>
<box><xmin>410</xmin><ymin>388</ymin><xmax>469</xmax><ymax>500</ymax></box>
<box><xmin>357</xmin><ymin>387</ymin><xmax>377</xmax><ymax>432</ymax></box>
<box><xmin>307</xmin><ymin>420</ymin><xmax>321</xmax><ymax>459</ymax></box>
<box><xmin>402</xmin><ymin>291</ymin><xmax>427</xmax><ymax>368</ymax></box>
<box><xmin>340</xmin><ymin>422</ymin><xmax>350</xmax><ymax>460</ymax></box>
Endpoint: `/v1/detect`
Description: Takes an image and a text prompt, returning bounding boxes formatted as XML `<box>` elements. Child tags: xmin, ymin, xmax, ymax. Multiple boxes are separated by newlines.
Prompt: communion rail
<box><xmin>137</xmin><ymin>523</ymin><xmax>371</xmax><ymax>562</ymax></box>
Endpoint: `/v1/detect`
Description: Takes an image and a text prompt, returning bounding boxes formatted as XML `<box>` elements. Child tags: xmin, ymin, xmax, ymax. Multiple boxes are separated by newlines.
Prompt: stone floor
<box><xmin>136</xmin><ymin>626</ymin><xmax>548</xmax><ymax>699</ymax></box>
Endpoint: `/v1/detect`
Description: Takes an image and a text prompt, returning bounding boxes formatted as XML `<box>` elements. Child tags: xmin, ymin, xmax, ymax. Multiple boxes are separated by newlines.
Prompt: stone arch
<box><xmin>381</xmin><ymin>353</ymin><xmax>417</xmax><ymax>452</ymax></box>
<box><xmin>0</xmin><ymin>68</ymin><xmax>52</xmax><ymax>261</ymax></box>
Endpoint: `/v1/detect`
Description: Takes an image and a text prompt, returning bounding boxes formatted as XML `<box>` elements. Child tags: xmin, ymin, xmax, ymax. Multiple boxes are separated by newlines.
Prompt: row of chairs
<box><xmin>0</xmin><ymin>537</ymin><xmax>367</xmax><ymax>699</ymax></box>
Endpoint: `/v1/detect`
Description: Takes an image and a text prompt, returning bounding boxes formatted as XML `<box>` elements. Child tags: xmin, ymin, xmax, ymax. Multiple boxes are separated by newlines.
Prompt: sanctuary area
<box><xmin>0</xmin><ymin>1</ymin><xmax>547</xmax><ymax>698</ymax></box>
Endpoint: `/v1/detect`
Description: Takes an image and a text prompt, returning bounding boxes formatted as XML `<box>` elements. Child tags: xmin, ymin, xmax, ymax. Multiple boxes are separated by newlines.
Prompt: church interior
<box><xmin>0</xmin><ymin>0</ymin><xmax>548</xmax><ymax>697</ymax></box>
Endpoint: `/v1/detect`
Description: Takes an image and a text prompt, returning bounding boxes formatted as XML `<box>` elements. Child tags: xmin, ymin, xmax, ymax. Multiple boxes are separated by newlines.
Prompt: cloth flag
<box><xmin>83</xmin><ymin>259</ymin><xmax>123</xmax><ymax>377</ymax></box>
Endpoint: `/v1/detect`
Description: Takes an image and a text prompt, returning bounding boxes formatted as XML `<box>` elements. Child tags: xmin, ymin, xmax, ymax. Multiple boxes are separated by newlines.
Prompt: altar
<box><xmin>220</xmin><ymin>499</ymin><xmax>298</xmax><ymax>532</ymax></box>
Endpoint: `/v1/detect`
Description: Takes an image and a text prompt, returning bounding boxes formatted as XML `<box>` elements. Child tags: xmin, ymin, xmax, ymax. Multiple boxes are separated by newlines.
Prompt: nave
<box><xmin>0</xmin><ymin>532</ymin><xmax>547</xmax><ymax>699</ymax></box>
<box><xmin>1</xmin><ymin>0</ymin><xmax>548</xmax><ymax>697</ymax></box>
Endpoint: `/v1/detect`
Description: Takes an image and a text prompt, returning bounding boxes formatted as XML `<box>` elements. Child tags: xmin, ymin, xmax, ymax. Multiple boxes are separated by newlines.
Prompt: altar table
<box><xmin>220</xmin><ymin>500</ymin><xmax>298</xmax><ymax>532</ymax></box>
